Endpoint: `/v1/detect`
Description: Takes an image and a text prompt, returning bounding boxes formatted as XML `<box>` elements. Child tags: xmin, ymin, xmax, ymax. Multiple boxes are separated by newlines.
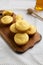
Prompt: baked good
<box><xmin>10</xmin><ymin>23</ymin><xmax>18</xmax><ymax>33</ymax></box>
<box><xmin>16</xmin><ymin>14</ymin><xmax>23</xmax><ymax>21</ymax></box>
<box><xmin>1</xmin><ymin>15</ymin><xmax>13</xmax><ymax>24</ymax></box>
<box><xmin>14</xmin><ymin>33</ymin><xmax>29</xmax><ymax>45</ymax></box>
<box><xmin>15</xmin><ymin>20</ymin><xmax>30</xmax><ymax>32</ymax></box>
<box><xmin>26</xmin><ymin>25</ymin><xmax>37</xmax><ymax>35</ymax></box>
<box><xmin>2</xmin><ymin>10</ymin><xmax>13</xmax><ymax>15</ymax></box>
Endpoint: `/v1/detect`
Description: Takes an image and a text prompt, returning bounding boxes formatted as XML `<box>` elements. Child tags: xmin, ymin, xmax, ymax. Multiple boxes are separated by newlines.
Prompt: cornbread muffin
<box><xmin>2</xmin><ymin>10</ymin><xmax>13</xmax><ymax>15</ymax></box>
<box><xmin>15</xmin><ymin>20</ymin><xmax>30</xmax><ymax>32</ymax></box>
<box><xmin>14</xmin><ymin>33</ymin><xmax>29</xmax><ymax>45</ymax></box>
<box><xmin>26</xmin><ymin>25</ymin><xmax>37</xmax><ymax>35</ymax></box>
<box><xmin>1</xmin><ymin>15</ymin><xmax>13</xmax><ymax>24</ymax></box>
<box><xmin>16</xmin><ymin>14</ymin><xmax>23</xmax><ymax>21</ymax></box>
<box><xmin>10</xmin><ymin>23</ymin><xmax>18</xmax><ymax>33</ymax></box>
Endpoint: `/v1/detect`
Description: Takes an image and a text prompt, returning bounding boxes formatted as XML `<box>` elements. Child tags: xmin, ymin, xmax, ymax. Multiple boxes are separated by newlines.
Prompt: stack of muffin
<box><xmin>0</xmin><ymin>10</ymin><xmax>37</xmax><ymax>46</ymax></box>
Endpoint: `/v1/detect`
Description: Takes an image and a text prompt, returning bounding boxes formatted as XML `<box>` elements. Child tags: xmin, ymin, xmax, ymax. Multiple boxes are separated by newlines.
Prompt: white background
<box><xmin>0</xmin><ymin>0</ymin><xmax>43</xmax><ymax>65</ymax></box>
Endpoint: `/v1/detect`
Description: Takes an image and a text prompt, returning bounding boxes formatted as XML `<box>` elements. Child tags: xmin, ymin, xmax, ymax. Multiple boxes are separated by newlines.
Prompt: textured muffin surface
<box><xmin>15</xmin><ymin>20</ymin><xmax>30</xmax><ymax>32</ymax></box>
<box><xmin>1</xmin><ymin>15</ymin><xmax>13</xmax><ymax>24</ymax></box>
<box><xmin>10</xmin><ymin>23</ymin><xmax>18</xmax><ymax>33</ymax></box>
<box><xmin>14</xmin><ymin>33</ymin><xmax>29</xmax><ymax>45</ymax></box>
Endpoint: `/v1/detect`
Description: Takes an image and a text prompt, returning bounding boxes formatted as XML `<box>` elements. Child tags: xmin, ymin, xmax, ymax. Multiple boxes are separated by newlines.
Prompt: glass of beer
<box><xmin>35</xmin><ymin>0</ymin><xmax>43</xmax><ymax>11</ymax></box>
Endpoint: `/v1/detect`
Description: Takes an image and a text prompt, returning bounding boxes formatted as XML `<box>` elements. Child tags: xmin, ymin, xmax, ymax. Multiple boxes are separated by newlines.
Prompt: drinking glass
<box><xmin>35</xmin><ymin>0</ymin><xmax>43</xmax><ymax>11</ymax></box>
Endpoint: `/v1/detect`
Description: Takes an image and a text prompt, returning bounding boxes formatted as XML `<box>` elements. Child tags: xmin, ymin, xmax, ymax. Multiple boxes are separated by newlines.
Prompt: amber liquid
<box><xmin>35</xmin><ymin>0</ymin><xmax>43</xmax><ymax>11</ymax></box>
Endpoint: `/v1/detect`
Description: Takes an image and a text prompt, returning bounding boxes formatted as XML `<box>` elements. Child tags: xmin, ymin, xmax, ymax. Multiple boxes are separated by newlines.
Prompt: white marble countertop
<box><xmin>0</xmin><ymin>0</ymin><xmax>43</xmax><ymax>65</ymax></box>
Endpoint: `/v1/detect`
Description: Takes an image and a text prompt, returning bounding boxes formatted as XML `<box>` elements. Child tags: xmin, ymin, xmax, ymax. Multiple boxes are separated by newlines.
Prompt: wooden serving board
<box><xmin>0</xmin><ymin>10</ymin><xmax>41</xmax><ymax>53</ymax></box>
